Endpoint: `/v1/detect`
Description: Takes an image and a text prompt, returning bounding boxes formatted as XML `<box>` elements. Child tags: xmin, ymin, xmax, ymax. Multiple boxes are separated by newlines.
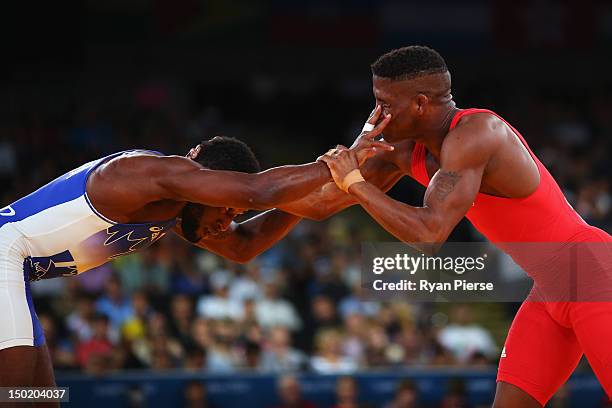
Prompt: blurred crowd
<box><xmin>32</xmin><ymin>223</ymin><xmax>500</xmax><ymax>376</ymax></box>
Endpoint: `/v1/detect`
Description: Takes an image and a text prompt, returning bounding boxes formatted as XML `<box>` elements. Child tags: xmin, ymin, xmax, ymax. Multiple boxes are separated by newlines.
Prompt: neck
<box><xmin>416</xmin><ymin>104</ymin><xmax>459</xmax><ymax>159</ymax></box>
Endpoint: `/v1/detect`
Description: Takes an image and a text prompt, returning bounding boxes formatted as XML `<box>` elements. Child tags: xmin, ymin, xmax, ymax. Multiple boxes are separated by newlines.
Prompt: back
<box><xmin>0</xmin><ymin>150</ymin><xmax>176</xmax><ymax>280</ymax></box>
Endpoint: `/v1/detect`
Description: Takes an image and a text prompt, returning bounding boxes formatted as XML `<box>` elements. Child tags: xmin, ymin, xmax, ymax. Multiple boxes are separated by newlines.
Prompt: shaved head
<box><xmin>373</xmin><ymin>72</ymin><xmax>452</xmax><ymax>103</ymax></box>
<box><xmin>371</xmin><ymin>46</ymin><xmax>448</xmax><ymax>81</ymax></box>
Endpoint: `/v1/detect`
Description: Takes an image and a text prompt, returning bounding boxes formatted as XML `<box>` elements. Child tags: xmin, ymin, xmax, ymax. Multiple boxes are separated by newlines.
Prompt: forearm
<box><xmin>279</xmin><ymin>182</ymin><xmax>358</xmax><ymax>220</ymax></box>
<box><xmin>249</xmin><ymin>161</ymin><xmax>332</xmax><ymax>209</ymax></box>
<box><xmin>158</xmin><ymin>157</ymin><xmax>332</xmax><ymax>211</ymax></box>
<box><xmin>235</xmin><ymin>209</ymin><xmax>302</xmax><ymax>258</ymax></box>
<box><xmin>349</xmin><ymin>182</ymin><xmax>444</xmax><ymax>244</ymax></box>
<box><xmin>196</xmin><ymin>209</ymin><xmax>301</xmax><ymax>263</ymax></box>
<box><xmin>324</xmin><ymin>124</ymin><xmax>487</xmax><ymax>249</ymax></box>
<box><xmin>279</xmin><ymin>158</ymin><xmax>403</xmax><ymax>220</ymax></box>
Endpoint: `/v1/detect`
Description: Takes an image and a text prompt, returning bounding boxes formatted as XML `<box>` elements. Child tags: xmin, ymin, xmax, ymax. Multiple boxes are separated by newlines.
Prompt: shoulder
<box><xmin>441</xmin><ymin>112</ymin><xmax>504</xmax><ymax>167</ymax></box>
<box><xmin>103</xmin><ymin>153</ymin><xmax>202</xmax><ymax>178</ymax></box>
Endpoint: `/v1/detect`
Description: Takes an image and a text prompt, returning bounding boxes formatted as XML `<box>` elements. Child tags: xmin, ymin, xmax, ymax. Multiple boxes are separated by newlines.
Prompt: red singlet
<box><xmin>410</xmin><ymin>108</ymin><xmax>609</xmax><ymax>243</ymax></box>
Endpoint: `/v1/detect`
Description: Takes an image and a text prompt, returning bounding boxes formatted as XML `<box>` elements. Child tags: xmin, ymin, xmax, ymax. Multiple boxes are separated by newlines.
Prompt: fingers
<box><xmin>366</xmin><ymin>105</ymin><xmax>382</xmax><ymax>125</ymax></box>
<box><xmin>328</xmin><ymin>147</ymin><xmax>348</xmax><ymax>158</ymax></box>
<box><xmin>368</xmin><ymin>140</ymin><xmax>394</xmax><ymax>152</ymax></box>
<box><xmin>362</xmin><ymin>147</ymin><xmax>378</xmax><ymax>161</ymax></box>
<box><xmin>326</xmin><ymin>147</ymin><xmax>356</xmax><ymax>161</ymax></box>
<box><xmin>318</xmin><ymin>145</ymin><xmax>350</xmax><ymax>163</ymax></box>
<box><xmin>318</xmin><ymin>155</ymin><xmax>333</xmax><ymax>166</ymax></box>
<box><xmin>364</xmin><ymin>113</ymin><xmax>392</xmax><ymax>139</ymax></box>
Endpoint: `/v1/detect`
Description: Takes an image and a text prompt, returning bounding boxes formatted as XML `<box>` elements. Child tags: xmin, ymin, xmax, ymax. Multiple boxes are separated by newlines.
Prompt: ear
<box><xmin>415</xmin><ymin>93</ymin><xmax>429</xmax><ymax>114</ymax></box>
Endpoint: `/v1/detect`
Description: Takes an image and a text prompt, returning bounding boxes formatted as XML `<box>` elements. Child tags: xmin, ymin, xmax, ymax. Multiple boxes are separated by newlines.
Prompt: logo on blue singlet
<box><xmin>26</xmin><ymin>250</ymin><xmax>78</xmax><ymax>281</ymax></box>
<box><xmin>0</xmin><ymin>205</ymin><xmax>15</xmax><ymax>216</ymax></box>
<box><xmin>101</xmin><ymin>223</ymin><xmax>171</xmax><ymax>259</ymax></box>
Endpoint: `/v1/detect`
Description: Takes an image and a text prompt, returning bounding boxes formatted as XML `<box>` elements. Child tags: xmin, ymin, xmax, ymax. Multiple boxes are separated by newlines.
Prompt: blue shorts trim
<box><xmin>23</xmin><ymin>269</ymin><xmax>45</xmax><ymax>347</ymax></box>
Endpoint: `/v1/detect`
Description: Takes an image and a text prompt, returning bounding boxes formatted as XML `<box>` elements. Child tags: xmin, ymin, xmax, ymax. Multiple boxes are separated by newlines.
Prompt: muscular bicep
<box><xmin>421</xmin><ymin>122</ymin><xmax>496</xmax><ymax>241</ymax></box>
<box><xmin>158</xmin><ymin>162</ymin><xmax>260</xmax><ymax>208</ymax></box>
<box><xmin>156</xmin><ymin>156</ymin><xmax>331</xmax><ymax>211</ymax></box>
<box><xmin>422</xmin><ymin>167</ymin><xmax>482</xmax><ymax>239</ymax></box>
<box><xmin>154</xmin><ymin>156</ymin><xmax>274</xmax><ymax>210</ymax></box>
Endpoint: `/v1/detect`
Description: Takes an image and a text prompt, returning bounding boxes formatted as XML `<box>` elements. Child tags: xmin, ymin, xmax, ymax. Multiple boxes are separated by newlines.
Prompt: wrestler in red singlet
<box><xmin>289</xmin><ymin>45</ymin><xmax>612</xmax><ymax>406</ymax></box>
<box><xmin>411</xmin><ymin>108</ymin><xmax>612</xmax><ymax>406</ymax></box>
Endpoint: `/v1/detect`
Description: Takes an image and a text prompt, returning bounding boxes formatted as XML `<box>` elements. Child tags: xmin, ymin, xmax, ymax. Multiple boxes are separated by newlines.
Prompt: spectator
<box><xmin>439</xmin><ymin>378</ymin><xmax>468</xmax><ymax>408</ymax></box>
<box><xmin>66</xmin><ymin>294</ymin><xmax>97</xmax><ymax>342</ymax></box>
<box><xmin>338</xmin><ymin>284</ymin><xmax>380</xmax><ymax>320</ymax></box>
<box><xmin>184</xmin><ymin>345</ymin><xmax>207</xmax><ymax>371</ymax></box>
<box><xmin>332</xmin><ymin>376</ymin><xmax>366</xmax><ymax>408</ymax></box>
<box><xmin>431</xmin><ymin>341</ymin><xmax>457</xmax><ymax>366</ymax></box>
<box><xmin>151</xmin><ymin>348</ymin><xmax>175</xmax><ymax>371</ymax></box>
<box><xmin>312</xmin><ymin>249</ymin><xmax>350</xmax><ymax>304</ymax></box>
<box><xmin>437</xmin><ymin>305</ymin><xmax>497</xmax><ymax>364</ymax></box>
<box><xmin>113</xmin><ymin>239</ymin><xmax>172</xmax><ymax>294</ymax></box>
<box><xmin>244</xmin><ymin>340</ymin><xmax>262</xmax><ymax>370</ymax></box>
<box><xmin>168</xmin><ymin>294</ymin><xmax>195</xmax><ymax>347</ymax></box>
<box><xmin>303</xmin><ymin>295</ymin><xmax>341</xmax><ymax>352</ymax></box>
<box><xmin>241</xmin><ymin>298</ymin><xmax>259</xmax><ymax>327</ymax></box>
<box><xmin>397</xmin><ymin>326</ymin><xmax>428</xmax><ymax>365</ymax></box>
<box><xmin>272</xmin><ymin>375</ymin><xmax>318</xmax><ymax>408</ymax></box>
<box><xmin>384</xmin><ymin>379</ymin><xmax>419</xmax><ymax>408</ymax></box>
<box><xmin>171</xmin><ymin>245</ymin><xmax>209</xmax><ymax>295</ymax></box>
<box><xmin>132</xmin><ymin>313</ymin><xmax>183</xmax><ymax>368</ymax></box>
<box><xmin>363</xmin><ymin>323</ymin><xmax>390</xmax><ymax>367</ymax></box>
<box><xmin>310</xmin><ymin>329</ymin><xmax>358</xmax><ymax>374</ymax></box>
<box><xmin>96</xmin><ymin>275</ymin><xmax>134</xmax><ymax>331</ymax></box>
<box><xmin>121</xmin><ymin>291</ymin><xmax>152</xmax><ymax>342</ymax></box>
<box><xmin>191</xmin><ymin>318</ymin><xmax>213</xmax><ymax>350</ymax></box>
<box><xmin>229</xmin><ymin>263</ymin><xmax>263</xmax><ymax>302</ymax></box>
<box><xmin>260</xmin><ymin>326</ymin><xmax>308</xmax><ymax>372</ymax></box>
<box><xmin>341</xmin><ymin>313</ymin><xmax>367</xmax><ymax>364</ymax></box>
<box><xmin>256</xmin><ymin>280</ymin><xmax>302</xmax><ymax>331</ymax></box>
<box><xmin>197</xmin><ymin>271</ymin><xmax>243</xmax><ymax>320</ymax></box>
<box><xmin>184</xmin><ymin>381</ymin><xmax>216</xmax><ymax>408</ymax></box>
<box><xmin>76</xmin><ymin>313</ymin><xmax>113</xmax><ymax>371</ymax></box>
<box><xmin>206</xmin><ymin>321</ymin><xmax>240</xmax><ymax>373</ymax></box>
<box><xmin>38</xmin><ymin>314</ymin><xmax>75</xmax><ymax>370</ymax></box>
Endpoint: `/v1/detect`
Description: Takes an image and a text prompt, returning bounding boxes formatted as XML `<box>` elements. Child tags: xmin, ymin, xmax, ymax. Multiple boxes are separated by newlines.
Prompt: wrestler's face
<box><xmin>181</xmin><ymin>204</ymin><xmax>245</xmax><ymax>241</ymax></box>
<box><xmin>372</xmin><ymin>76</ymin><xmax>422</xmax><ymax>143</ymax></box>
<box><xmin>199</xmin><ymin>206</ymin><xmax>245</xmax><ymax>237</ymax></box>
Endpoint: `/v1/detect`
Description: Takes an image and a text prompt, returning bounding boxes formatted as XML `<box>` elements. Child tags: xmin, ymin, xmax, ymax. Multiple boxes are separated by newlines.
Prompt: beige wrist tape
<box><xmin>340</xmin><ymin>169</ymin><xmax>365</xmax><ymax>193</ymax></box>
